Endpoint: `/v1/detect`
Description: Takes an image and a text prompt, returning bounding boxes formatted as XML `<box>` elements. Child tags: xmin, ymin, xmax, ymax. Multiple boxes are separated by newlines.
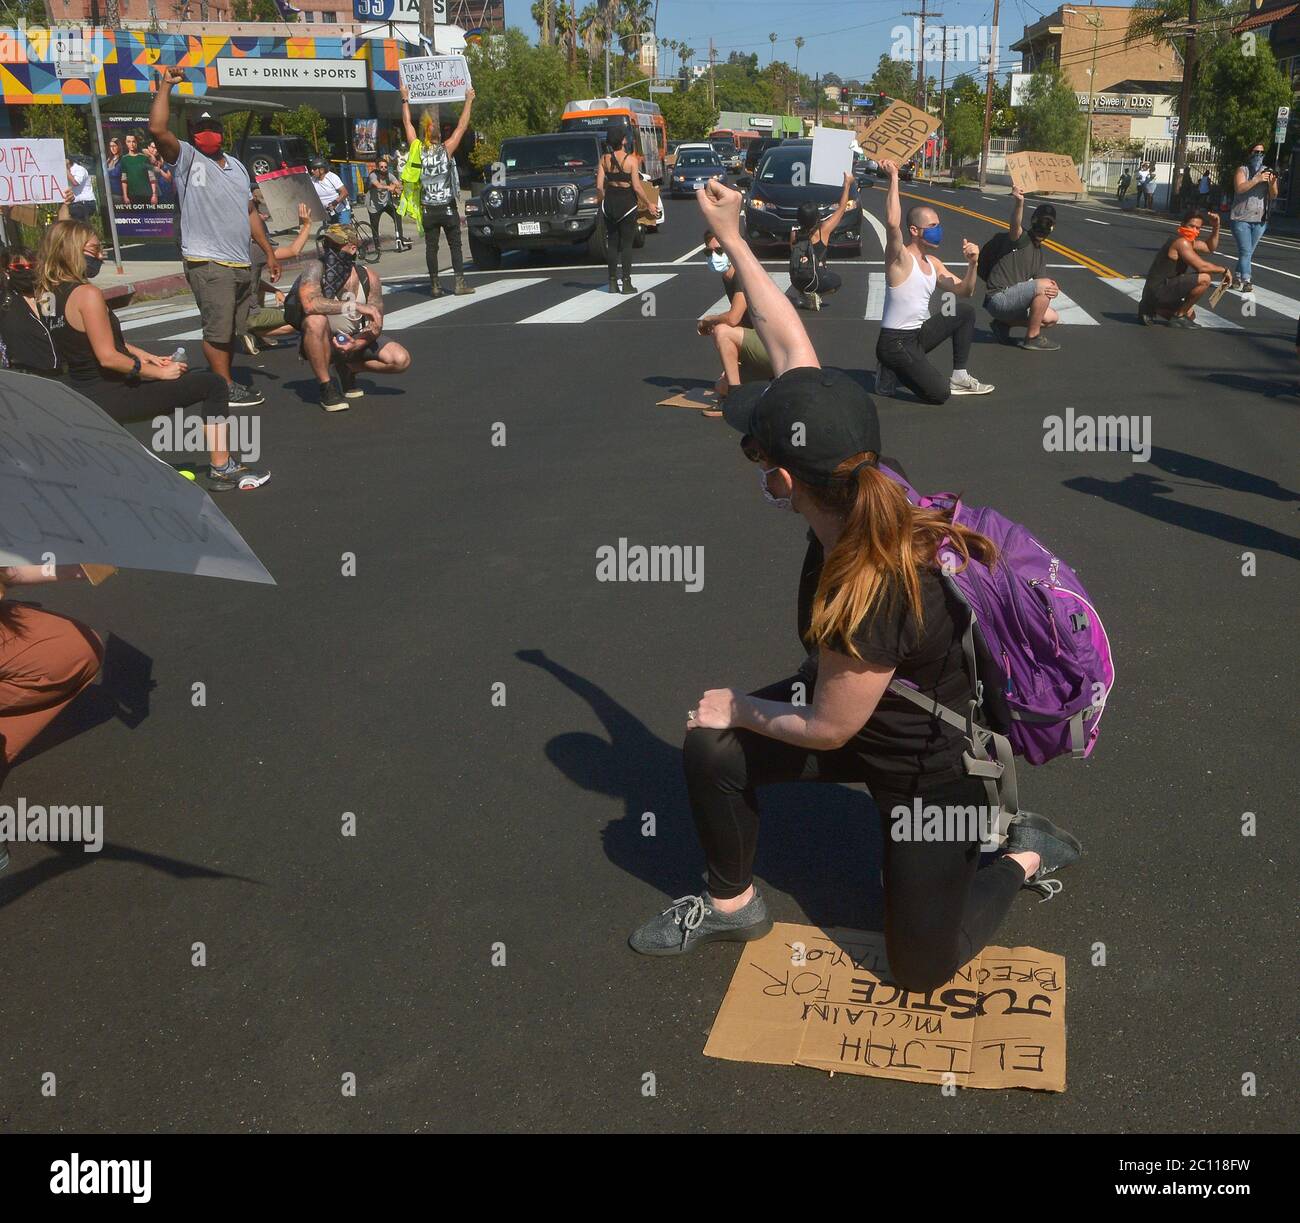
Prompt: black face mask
<box><xmin>6</xmin><ymin>268</ymin><xmax>35</xmax><ymax>295</ymax></box>
<box><xmin>321</xmin><ymin>246</ymin><xmax>355</xmax><ymax>301</ymax></box>
<box><xmin>83</xmin><ymin>255</ymin><xmax>104</xmax><ymax>279</ymax></box>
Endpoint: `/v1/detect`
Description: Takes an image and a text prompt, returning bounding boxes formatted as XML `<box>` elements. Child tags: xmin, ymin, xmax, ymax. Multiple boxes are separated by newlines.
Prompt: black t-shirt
<box><xmin>986</xmin><ymin>232</ymin><xmax>1045</xmax><ymax>293</ymax></box>
<box><xmin>797</xmin><ymin>532</ymin><xmax>970</xmax><ymax>787</ymax></box>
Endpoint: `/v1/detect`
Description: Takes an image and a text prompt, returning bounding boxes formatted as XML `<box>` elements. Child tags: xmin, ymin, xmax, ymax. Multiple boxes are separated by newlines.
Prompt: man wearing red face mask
<box><xmin>149</xmin><ymin>65</ymin><xmax>279</xmax><ymax>411</ymax></box>
<box><xmin>1137</xmin><ymin>206</ymin><xmax>1231</xmax><ymax>328</ymax></box>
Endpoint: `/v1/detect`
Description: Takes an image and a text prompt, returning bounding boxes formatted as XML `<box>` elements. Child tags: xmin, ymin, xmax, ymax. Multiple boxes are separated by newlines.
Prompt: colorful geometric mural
<box><xmin>0</xmin><ymin>27</ymin><xmax>402</xmax><ymax>104</ymax></box>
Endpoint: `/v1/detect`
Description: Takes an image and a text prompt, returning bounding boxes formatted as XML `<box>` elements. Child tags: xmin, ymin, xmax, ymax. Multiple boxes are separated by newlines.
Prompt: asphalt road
<box><xmin>1</xmin><ymin>178</ymin><xmax>1295</xmax><ymax>1134</ymax></box>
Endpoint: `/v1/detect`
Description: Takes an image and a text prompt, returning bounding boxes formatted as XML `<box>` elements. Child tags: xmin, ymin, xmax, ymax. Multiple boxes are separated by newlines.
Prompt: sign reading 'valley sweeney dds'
<box><xmin>214</xmin><ymin>59</ymin><xmax>367</xmax><ymax>89</ymax></box>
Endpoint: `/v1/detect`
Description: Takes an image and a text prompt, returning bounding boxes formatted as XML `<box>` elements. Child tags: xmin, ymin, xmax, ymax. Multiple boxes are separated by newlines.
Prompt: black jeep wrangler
<box><xmin>464</xmin><ymin>132</ymin><xmax>644</xmax><ymax>269</ymax></box>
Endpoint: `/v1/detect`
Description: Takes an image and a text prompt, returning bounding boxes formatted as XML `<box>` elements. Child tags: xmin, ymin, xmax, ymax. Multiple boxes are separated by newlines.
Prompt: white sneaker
<box><xmin>950</xmin><ymin>372</ymin><xmax>994</xmax><ymax>396</ymax></box>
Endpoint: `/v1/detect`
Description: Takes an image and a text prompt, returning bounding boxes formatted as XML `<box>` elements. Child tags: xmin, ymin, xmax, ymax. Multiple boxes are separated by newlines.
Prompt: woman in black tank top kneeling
<box><xmin>35</xmin><ymin>221</ymin><xmax>269</xmax><ymax>492</ymax></box>
<box><xmin>596</xmin><ymin>127</ymin><xmax>652</xmax><ymax>295</ymax></box>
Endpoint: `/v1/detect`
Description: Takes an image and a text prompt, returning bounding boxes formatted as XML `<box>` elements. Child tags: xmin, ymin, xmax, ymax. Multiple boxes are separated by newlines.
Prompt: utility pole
<box><xmin>978</xmin><ymin>0</ymin><xmax>999</xmax><ymax>189</ymax></box>
<box><xmin>708</xmin><ymin>38</ymin><xmax>716</xmax><ymax>113</ymax></box>
<box><xmin>1170</xmin><ymin>0</ymin><xmax>1198</xmax><ymax>214</ymax></box>
<box><xmin>815</xmin><ymin>72</ymin><xmax>820</xmax><ymax>128</ymax></box>
<box><xmin>903</xmin><ymin>0</ymin><xmax>941</xmax><ymax>111</ymax></box>
<box><xmin>938</xmin><ymin>26</ymin><xmax>947</xmax><ymax>176</ymax></box>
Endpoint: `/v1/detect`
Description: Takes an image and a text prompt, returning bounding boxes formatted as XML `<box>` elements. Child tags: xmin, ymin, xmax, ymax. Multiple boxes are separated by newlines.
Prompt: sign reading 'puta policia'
<box><xmin>214</xmin><ymin>58</ymin><xmax>368</xmax><ymax>89</ymax></box>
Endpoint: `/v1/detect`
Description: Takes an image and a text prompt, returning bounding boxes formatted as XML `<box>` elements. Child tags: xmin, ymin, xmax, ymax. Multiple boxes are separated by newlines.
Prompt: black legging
<box><xmin>685</xmin><ymin>674</ymin><xmax>1025</xmax><ymax>992</ymax></box>
<box><xmin>369</xmin><ymin>202</ymin><xmax>404</xmax><ymax>243</ymax></box>
<box><xmin>876</xmin><ymin>299</ymin><xmax>976</xmax><ymax>406</ymax></box>
<box><xmin>70</xmin><ymin>370</ymin><xmax>228</xmax><ymax>424</ymax></box>
<box><xmin>423</xmin><ymin>206</ymin><xmax>463</xmax><ymax>280</ymax></box>
<box><xmin>603</xmin><ymin>208</ymin><xmax>637</xmax><ymax>284</ymax></box>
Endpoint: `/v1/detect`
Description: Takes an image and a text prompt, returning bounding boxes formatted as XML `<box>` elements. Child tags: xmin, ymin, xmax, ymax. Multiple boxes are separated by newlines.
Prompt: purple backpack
<box><xmin>881</xmin><ymin>466</ymin><xmax>1115</xmax><ymax>820</ymax></box>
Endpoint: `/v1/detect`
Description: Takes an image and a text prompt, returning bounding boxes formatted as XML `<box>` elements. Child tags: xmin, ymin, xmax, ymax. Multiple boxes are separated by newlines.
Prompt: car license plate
<box><xmin>517</xmin><ymin>221</ymin><xmax>541</xmax><ymax>235</ymax></box>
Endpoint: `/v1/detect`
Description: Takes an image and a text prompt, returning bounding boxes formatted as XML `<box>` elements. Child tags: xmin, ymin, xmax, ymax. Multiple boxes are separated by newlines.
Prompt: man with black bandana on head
<box><xmin>149</xmin><ymin>65</ymin><xmax>278</xmax><ymax>410</ymax></box>
<box><xmin>980</xmin><ymin>188</ymin><xmax>1061</xmax><ymax>351</ymax></box>
<box><xmin>286</xmin><ymin>223</ymin><xmax>411</xmax><ymax>412</ymax></box>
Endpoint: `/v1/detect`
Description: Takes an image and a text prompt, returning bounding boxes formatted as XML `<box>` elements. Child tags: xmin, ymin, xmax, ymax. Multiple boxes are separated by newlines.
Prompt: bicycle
<box><xmin>314</xmin><ymin>210</ymin><xmax>381</xmax><ymax>265</ymax></box>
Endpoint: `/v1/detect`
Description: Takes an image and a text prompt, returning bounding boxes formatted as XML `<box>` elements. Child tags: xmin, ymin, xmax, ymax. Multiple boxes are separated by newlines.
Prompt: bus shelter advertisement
<box><xmin>101</xmin><ymin>115</ymin><xmax>176</xmax><ymax>238</ymax></box>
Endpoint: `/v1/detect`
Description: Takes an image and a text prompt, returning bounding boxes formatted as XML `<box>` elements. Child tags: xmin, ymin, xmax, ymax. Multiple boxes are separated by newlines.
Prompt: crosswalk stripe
<box><xmin>119</xmin><ymin>304</ymin><xmax>200</xmax><ymax>333</ymax></box>
<box><xmin>700</xmin><ymin>272</ymin><xmax>792</xmax><ymax>320</ymax></box>
<box><xmin>162</xmin><ymin>285</ymin><xmax>404</xmax><ymax>340</ymax></box>
<box><xmin>865</xmin><ymin>272</ymin><xmax>885</xmax><ymax>320</ymax></box>
<box><xmin>521</xmin><ymin>273</ymin><xmax>677</xmax><ymax>324</ymax></box>
<box><xmin>1050</xmin><ymin>290</ymin><xmax>1098</xmax><ymax>325</ymax></box>
<box><xmin>1107</xmin><ymin>278</ymin><xmax>1242</xmax><ymax>329</ymax></box>
<box><xmin>383</xmin><ymin>277</ymin><xmax>545</xmax><ymax>330</ymax></box>
<box><xmin>1229</xmin><ymin>284</ymin><xmax>1299</xmax><ymax>320</ymax></box>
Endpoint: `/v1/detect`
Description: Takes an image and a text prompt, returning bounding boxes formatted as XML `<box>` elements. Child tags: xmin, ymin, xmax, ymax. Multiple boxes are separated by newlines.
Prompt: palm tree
<box><xmin>769</xmin><ymin>32</ymin><xmax>778</xmax><ymax>64</ymax></box>
<box><xmin>578</xmin><ymin>3</ymin><xmax>604</xmax><ymax>86</ymax></box>
<box><xmin>680</xmin><ymin>45</ymin><xmax>696</xmax><ymax>76</ymax></box>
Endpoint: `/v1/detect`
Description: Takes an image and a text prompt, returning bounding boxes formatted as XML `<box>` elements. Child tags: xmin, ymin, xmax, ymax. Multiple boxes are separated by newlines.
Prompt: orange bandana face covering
<box><xmin>1178</xmin><ymin>225</ymin><xmax>1201</xmax><ymax>242</ymax></box>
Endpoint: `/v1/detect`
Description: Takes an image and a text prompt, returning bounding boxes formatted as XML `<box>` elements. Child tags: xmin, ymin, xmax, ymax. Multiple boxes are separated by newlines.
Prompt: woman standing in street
<box><xmin>595</xmin><ymin>125</ymin><xmax>652</xmax><ymax>295</ymax></box>
<box><xmin>1230</xmin><ymin>140</ymin><xmax>1279</xmax><ymax>293</ymax></box>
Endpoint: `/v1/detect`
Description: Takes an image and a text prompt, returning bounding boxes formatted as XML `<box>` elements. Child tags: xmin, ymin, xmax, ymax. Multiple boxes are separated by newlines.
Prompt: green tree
<box><xmin>271</xmin><ymin>104</ymin><xmax>329</xmax><ymax>152</ymax></box>
<box><xmin>231</xmin><ymin>0</ymin><xmax>279</xmax><ymax>18</ymax></box>
<box><xmin>1191</xmin><ymin>35</ymin><xmax>1292</xmax><ymax>181</ymax></box>
<box><xmin>945</xmin><ymin>99</ymin><xmax>984</xmax><ymax>163</ymax></box>
<box><xmin>625</xmin><ymin>77</ymin><xmax>716</xmax><ymax>141</ymax></box>
<box><xmin>20</xmin><ymin>103</ymin><xmax>90</xmax><ymax>155</ymax></box>
<box><xmin>868</xmin><ymin>53</ymin><xmax>914</xmax><ymax>101</ymax></box>
<box><xmin>463</xmin><ymin>27</ymin><xmax>582</xmax><ymax>171</ymax></box>
<box><xmin>1016</xmin><ymin>63</ymin><xmax>1087</xmax><ymax>158</ymax></box>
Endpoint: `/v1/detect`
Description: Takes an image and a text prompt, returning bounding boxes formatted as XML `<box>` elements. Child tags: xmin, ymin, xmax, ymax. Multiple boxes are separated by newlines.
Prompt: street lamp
<box><xmin>1063</xmin><ymin>7</ymin><xmax>1103</xmax><ymax>194</ymax></box>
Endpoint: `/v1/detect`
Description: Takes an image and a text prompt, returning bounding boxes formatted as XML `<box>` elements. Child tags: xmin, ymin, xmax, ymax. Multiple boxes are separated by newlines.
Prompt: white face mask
<box><xmin>758</xmin><ymin>466</ymin><xmax>793</xmax><ymax>511</ymax></box>
<box><xmin>708</xmin><ymin>250</ymin><xmax>730</xmax><ymax>273</ymax></box>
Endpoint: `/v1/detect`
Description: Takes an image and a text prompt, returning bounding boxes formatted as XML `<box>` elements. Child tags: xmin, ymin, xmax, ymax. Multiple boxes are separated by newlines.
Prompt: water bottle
<box><xmin>170</xmin><ymin>346</ymin><xmax>186</xmax><ymax>364</ymax></box>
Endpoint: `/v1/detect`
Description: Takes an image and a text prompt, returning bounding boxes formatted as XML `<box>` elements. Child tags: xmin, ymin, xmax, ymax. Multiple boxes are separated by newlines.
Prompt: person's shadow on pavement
<box><xmin>516</xmin><ymin>648</ymin><xmax>884</xmax><ymax>930</ymax></box>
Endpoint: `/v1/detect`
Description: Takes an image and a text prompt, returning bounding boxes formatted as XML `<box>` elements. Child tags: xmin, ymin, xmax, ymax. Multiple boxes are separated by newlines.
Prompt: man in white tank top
<box><xmin>875</xmin><ymin>160</ymin><xmax>993</xmax><ymax>402</ymax></box>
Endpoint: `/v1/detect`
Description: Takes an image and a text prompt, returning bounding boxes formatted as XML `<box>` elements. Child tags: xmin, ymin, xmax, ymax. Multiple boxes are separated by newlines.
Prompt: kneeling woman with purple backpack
<box><xmin>628</xmin><ymin>179</ymin><xmax>1103</xmax><ymax>989</ymax></box>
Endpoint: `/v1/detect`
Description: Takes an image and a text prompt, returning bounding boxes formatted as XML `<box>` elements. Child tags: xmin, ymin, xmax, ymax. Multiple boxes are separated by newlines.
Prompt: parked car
<box><xmin>669</xmin><ymin>148</ymin><xmax>727</xmax><ymax>197</ymax></box>
<box><xmin>737</xmin><ymin>145</ymin><xmax>862</xmax><ymax>255</ymax></box>
<box><xmin>463</xmin><ymin>132</ymin><xmax>649</xmax><ymax>268</ymax></box>
<box><xmin>237</xmin><ymin>134</ymin><xmax>314</xmax><ymax>178</ymax></box>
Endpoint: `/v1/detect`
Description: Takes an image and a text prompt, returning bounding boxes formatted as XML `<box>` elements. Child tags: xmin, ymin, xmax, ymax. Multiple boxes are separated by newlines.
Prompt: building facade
<box><xmin>1010</xmin><ymin>3</ymin><xmax>1182</xmax><ymax>95</ymax></box>
<box><xmin>43</xmin><ymin>0</ymin><xmax>504</xmax><ymax>30</ymax></box>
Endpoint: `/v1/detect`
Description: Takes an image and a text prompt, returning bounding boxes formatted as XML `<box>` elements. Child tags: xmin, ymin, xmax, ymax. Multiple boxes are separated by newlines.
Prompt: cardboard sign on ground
<box><xmin>704</xmin><ymin>922</ymin><xmax>1067</xmax><ymax>1091</ymax></box>
<box><xmin>854</xmin><ymin>99</ymin><xmax>938</xmax><ymax>166</ymax></box>
<box><xmin>1006</xmin><ymin>151</ymin><xmax>1086</xmax><ymax>195</ymax></box>
<box><xmin>657</xmin><ymin>387</ymin><xmax>720</xmax><ymax>410</ymax></box>
<box><xmin>809</xmin><ymin>125</ymin><xmax>855</xmax><ymax>187</ymax></box>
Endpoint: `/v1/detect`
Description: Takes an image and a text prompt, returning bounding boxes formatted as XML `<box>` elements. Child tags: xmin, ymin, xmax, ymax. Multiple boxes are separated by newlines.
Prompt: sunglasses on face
<box><xmin>8</xmin><ymin>260</ymin><xmax>33</xmax><ymax>271</ymax></box>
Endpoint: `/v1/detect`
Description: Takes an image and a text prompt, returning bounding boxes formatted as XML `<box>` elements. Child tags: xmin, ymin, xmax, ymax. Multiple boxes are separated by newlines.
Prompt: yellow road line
<box><xmin>896</xmin><ymin>187</ymin><xmax>1125</xmax><ymax>278</ymax></box>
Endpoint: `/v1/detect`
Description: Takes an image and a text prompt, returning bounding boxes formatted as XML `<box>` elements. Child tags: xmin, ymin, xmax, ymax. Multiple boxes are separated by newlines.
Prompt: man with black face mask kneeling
<box><xmin>980</xmin><ymin>190</ymin><xmax>1061</xmax><ymax>351</ymax></box>
<box><xmin>285</xmin><ymin>224</ymin><xmax>411</xmax><ymax>412</ymax></box>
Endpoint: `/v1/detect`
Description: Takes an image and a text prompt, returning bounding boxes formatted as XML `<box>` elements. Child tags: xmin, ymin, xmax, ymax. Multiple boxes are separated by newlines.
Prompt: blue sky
<box><xmin>510</xmin><ymin>1</ymin><xmax>1131</xmax><ymax>82</ymax></box>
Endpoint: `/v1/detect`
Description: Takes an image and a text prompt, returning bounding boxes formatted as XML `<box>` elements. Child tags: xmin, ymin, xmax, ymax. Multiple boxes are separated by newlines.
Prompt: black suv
<box><xmin>237</xmin><ymin>135</ymin><xmax>314</xmax><ymax>178</ymax></box>
<box><xmin>464</xmin><ymin>132</ymin><xmax>641</xmax><ymax>268</ymax></box>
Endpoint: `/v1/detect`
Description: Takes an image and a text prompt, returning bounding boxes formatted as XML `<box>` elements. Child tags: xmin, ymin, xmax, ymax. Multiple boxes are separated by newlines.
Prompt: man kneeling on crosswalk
<box><xmin>286</xmin><ymin>224</ymin><xmax>411</xmax><ymax>412</ymax></box>
<box><xmin>980</xmin><ymin>190</ymin><xmax>1061</xmax><ymax>352</ymax></box>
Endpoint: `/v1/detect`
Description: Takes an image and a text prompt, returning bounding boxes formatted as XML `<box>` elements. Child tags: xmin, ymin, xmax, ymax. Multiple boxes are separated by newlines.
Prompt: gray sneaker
<box><xmin>1021</xmin><ymin>334</ymin><xmax>1060</xmax><ymax>351</ymax></box>
<box><xmin>949</xmin><ymin>371</ymin><xmax>995</xmax><ymax>395</ymax></box>
<box><xmin>1005</xmin><ymin>811</ymin><xmax>1081</xmax><ymax>901</ymax></box>
<box><xmin>628</xmin><ymin>888</ymin><xmax>772</xmax><ymax>956</ymax></box>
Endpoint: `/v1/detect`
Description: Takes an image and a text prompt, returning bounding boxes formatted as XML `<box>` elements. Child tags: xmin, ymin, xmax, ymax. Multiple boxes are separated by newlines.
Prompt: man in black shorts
<box><xmin>287</xmin><ymin>224</ymin><xmax>411</xmax><ymax>411</ymax></box>
<box><xmin>1138</xmin><ymin>206</ymin><xmax>1231</xmax><ymax>328</ymax></box>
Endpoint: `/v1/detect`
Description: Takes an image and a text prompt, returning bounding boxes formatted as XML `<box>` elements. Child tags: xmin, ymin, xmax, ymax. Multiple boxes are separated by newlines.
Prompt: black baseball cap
<box><xmin>721</xmin><ymin>366</ymin><xmax>882</xmax><ymax>487</ymax></box>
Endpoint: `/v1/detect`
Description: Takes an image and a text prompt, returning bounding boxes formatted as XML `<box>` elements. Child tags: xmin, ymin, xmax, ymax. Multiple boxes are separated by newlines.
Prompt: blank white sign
<box><xmin>809</xmin><ymin>126</ymin><xmax>854</xmax><ymax>187</ymax></box>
